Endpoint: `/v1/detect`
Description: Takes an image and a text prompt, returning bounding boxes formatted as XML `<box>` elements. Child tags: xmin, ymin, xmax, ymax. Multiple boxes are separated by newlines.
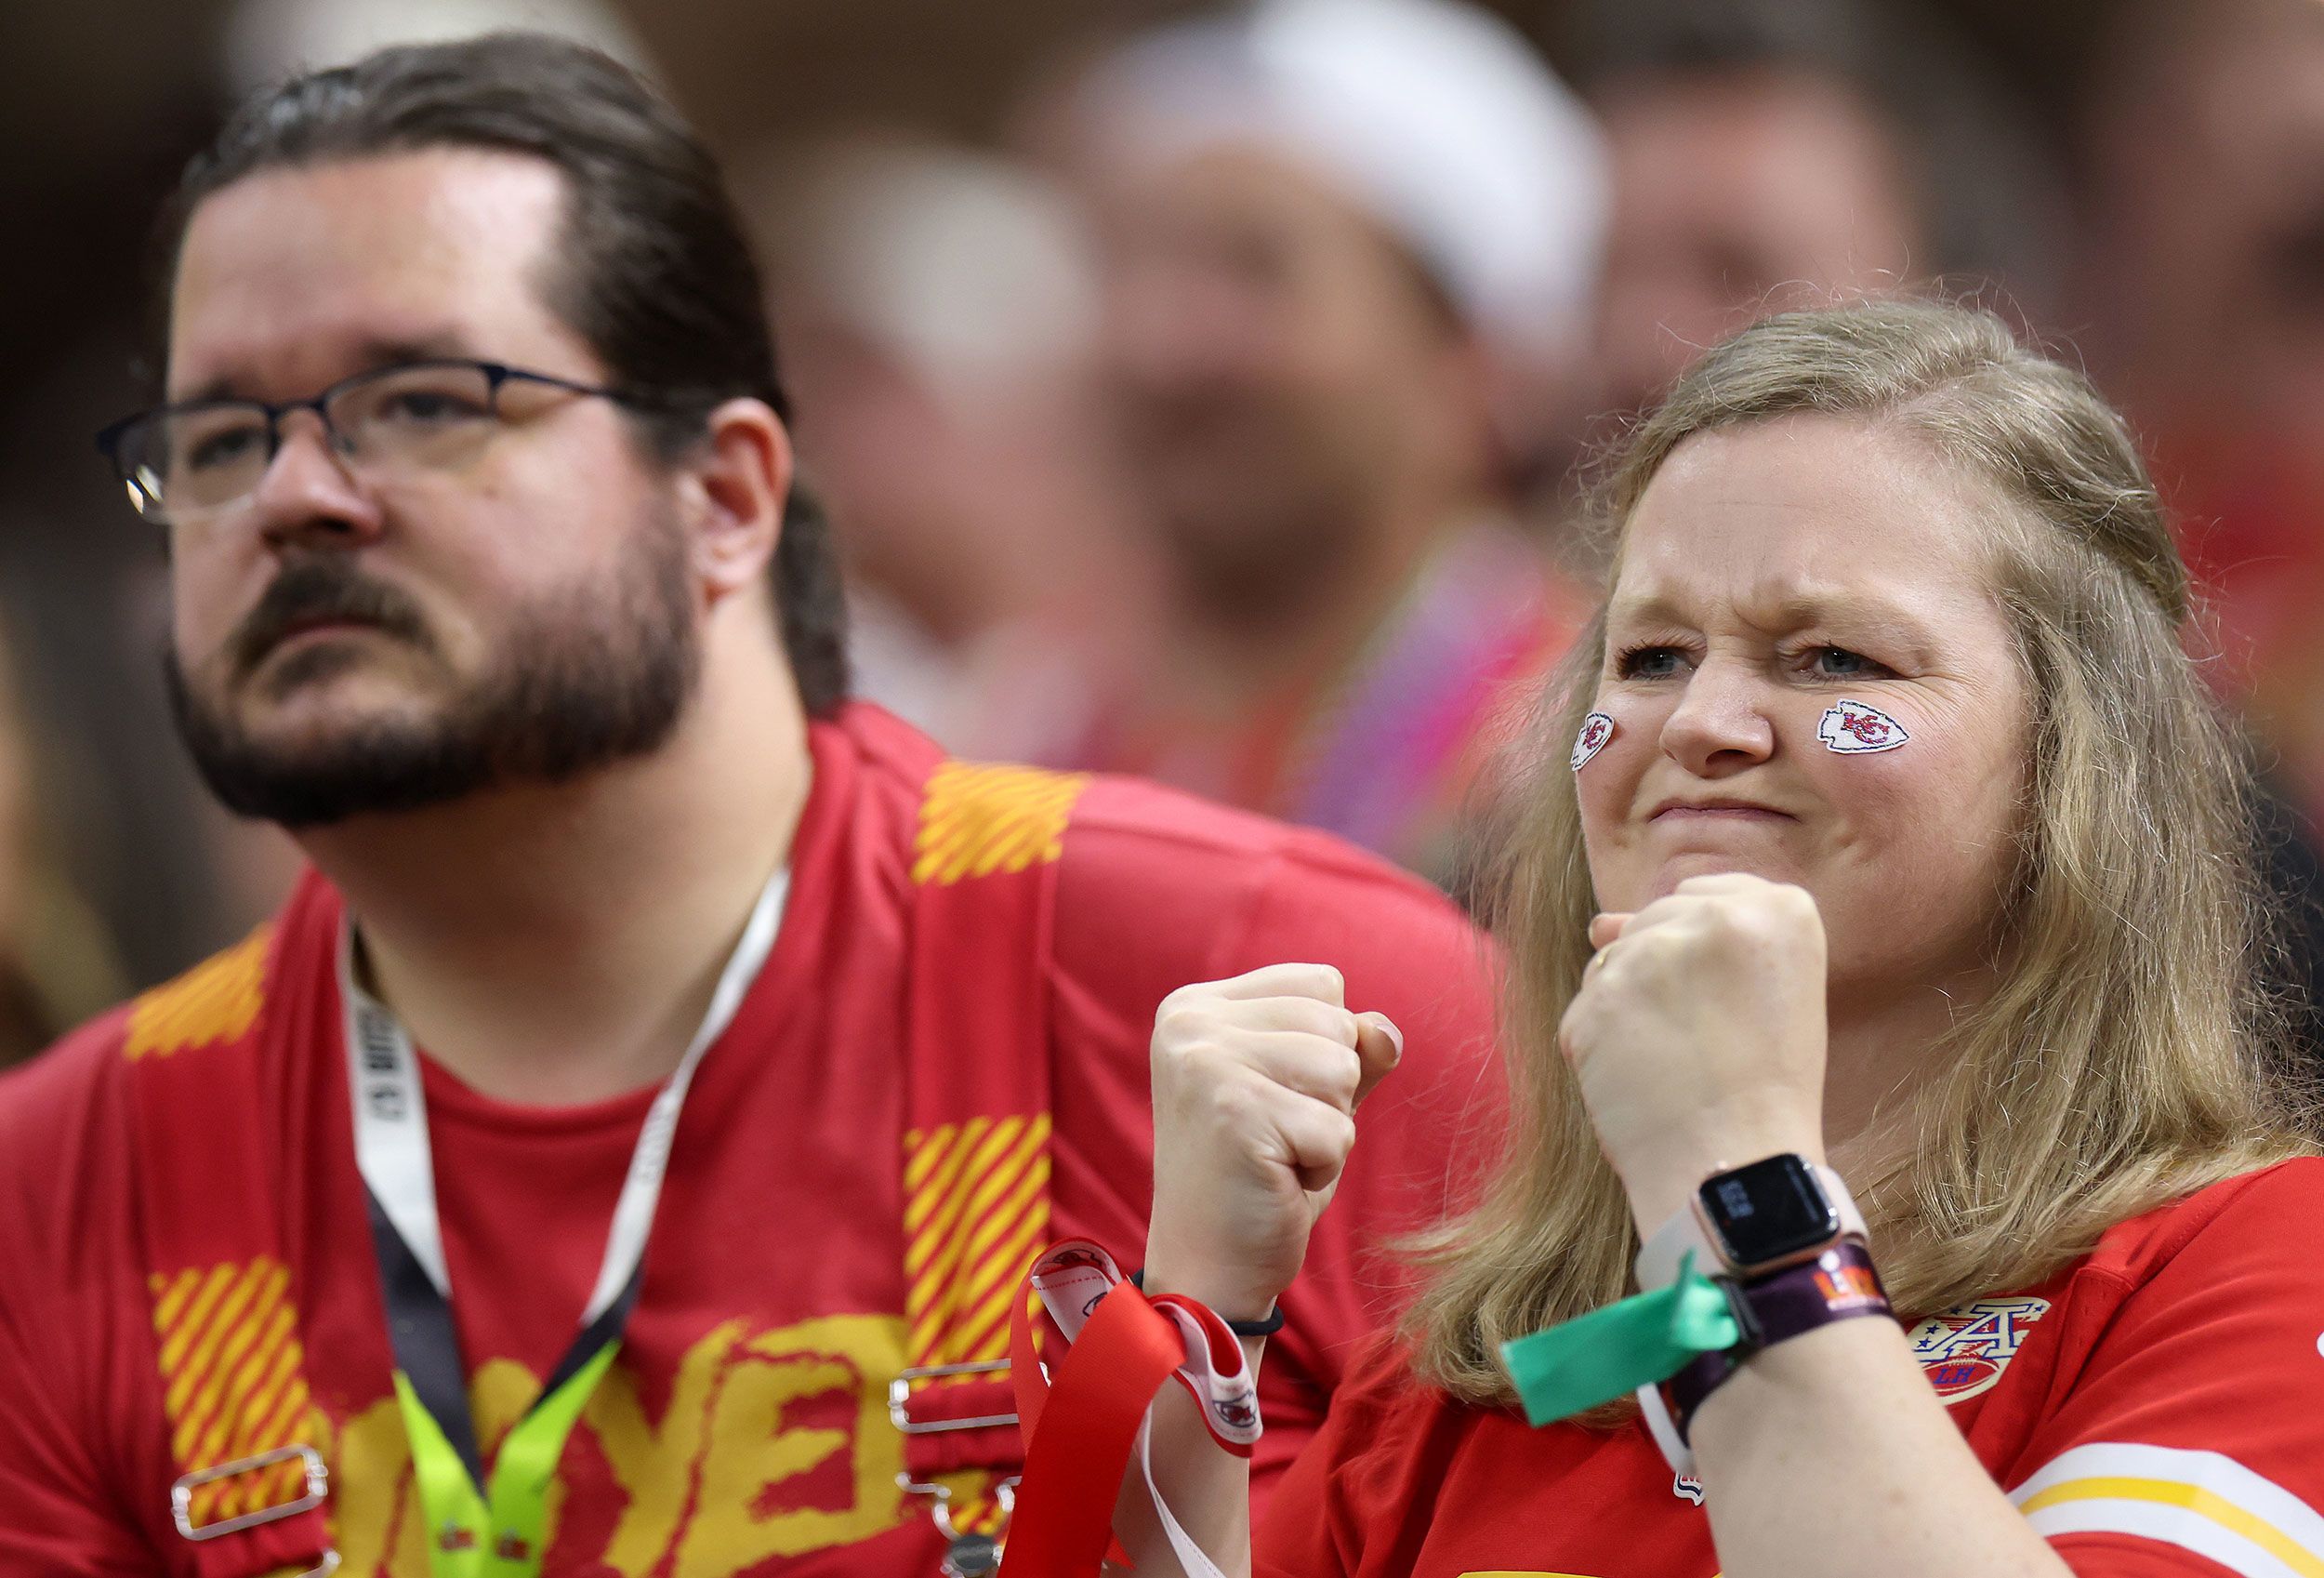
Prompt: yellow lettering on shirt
<box><xmin>305</xmin><ymin>1312</ymin><xmax>911</xmax><ymax>1575</ymax></box>
<box><xmin>596</xmin><ymin>1318</ymin><xmax>747</xmax><ymax>1573</ymax></box>
<box><xmin>669</xmin><ymin>1316</ymin><xmax>909</xmax><ymax>1576</ymax></box>
<box><xmin>310</xmin><ymin>1396</ymin><xmax>424</xmax><ymax>1574</ymax></box>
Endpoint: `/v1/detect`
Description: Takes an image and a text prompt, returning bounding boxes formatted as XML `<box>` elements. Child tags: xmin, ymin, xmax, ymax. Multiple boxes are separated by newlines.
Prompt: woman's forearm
<box><xmin>1689</xmin><ymin>1317</ymin><xmax>2068</xmax><ymax>1578</ymax></box>
<box><xmin>1104</xmin><ymin>1331</ymin><xmax>1261</xmax><ymax>1578</ymax></box>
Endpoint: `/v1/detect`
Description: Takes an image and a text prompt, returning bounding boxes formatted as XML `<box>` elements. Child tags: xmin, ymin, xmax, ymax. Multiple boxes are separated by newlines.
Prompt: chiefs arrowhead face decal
<box><xmin>1816</xmin><ymin>698</ymin><xmax>1909</xmax><ymax>754</ymax></box>
<box><xmin>1570</xmin><ymin>711</ymin><xmax>1616</xmax><ymax>772</ymax></box>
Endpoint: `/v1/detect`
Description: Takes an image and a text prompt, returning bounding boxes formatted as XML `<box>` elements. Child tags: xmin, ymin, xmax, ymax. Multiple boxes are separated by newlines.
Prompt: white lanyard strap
<box><xmin>340</xmin><ymin>868</ymin><xmax>790</xmax><ymax>1322</ymax></box>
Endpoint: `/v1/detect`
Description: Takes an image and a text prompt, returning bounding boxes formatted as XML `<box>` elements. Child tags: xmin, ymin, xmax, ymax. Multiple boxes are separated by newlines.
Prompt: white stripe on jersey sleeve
<box><xmin>2008</xmin><ymin>1441</ymin><xmax>2324</xmax><ymax>1578</ymax></box>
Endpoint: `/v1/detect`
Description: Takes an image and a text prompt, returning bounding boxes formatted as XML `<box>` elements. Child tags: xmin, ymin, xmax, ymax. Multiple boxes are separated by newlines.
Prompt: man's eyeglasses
<box><xmin>96</xmin><ymin>359</ymin><xmax>653</xmax><ymax>526</ymax></box>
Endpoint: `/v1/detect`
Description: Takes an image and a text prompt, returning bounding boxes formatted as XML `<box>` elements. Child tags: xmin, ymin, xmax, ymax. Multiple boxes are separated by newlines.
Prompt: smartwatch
<box><xmin>1636</xmin><ymin>1153</ymin><xmax>1866</xmax><ymax>1291</ymax></box>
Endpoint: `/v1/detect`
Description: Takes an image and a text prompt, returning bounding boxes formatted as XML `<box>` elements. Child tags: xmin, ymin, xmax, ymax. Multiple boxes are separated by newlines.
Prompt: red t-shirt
<box><xmin>0</xmin><ymin>703</ymin><xmax>1499</xmax><ymax>1576</ymax></box>
<box><xmin>1259</xmin><ymin>1158</ymin><xmax>2324</xmax><ymax>1578</ymax></box>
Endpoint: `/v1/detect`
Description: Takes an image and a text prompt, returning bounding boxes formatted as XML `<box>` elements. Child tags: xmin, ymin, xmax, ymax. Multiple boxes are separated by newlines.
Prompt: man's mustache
<box><xmin>231</xmin><ymin>558</ymin><xmax>433</xmax><ymax>677</ymax></box>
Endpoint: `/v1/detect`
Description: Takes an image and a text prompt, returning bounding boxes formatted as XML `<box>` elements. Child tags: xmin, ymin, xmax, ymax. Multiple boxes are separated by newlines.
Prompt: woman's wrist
<box><xmin>1138</xmin><ymin>1244</ymin><xmax>1285</xmax><ymax>1327</ymax></box>
<box><xmin>1617</xmin><ymin>1124</ymin><xmax>1829</xmax><ymax>1239</ymax></box>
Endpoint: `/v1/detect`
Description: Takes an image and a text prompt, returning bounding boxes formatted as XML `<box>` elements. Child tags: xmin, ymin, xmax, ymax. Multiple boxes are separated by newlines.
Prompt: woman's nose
<box><xmin>1658</xmin><ymin>661</ymin><xmax>1776</xmax><ymax>774</ymax></box>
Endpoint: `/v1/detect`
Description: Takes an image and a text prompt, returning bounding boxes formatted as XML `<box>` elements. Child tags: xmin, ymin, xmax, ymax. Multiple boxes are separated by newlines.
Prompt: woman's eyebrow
<box><xmin>1760</xmin><ymin>591</ymin><xmax>1911</xmax><ymax>629</ymax></box>
<box><xmin>1608</xmin><ymin>590</ymin><xmax>1946</xmax><ymax>655</ymax></box>
<box><xmin>1761</xmin><ymin>593</ymin><xmax>1945</xmax><ymax>651</ymax></box>
<box><xmin>1604</xmin><ymin>590</ymin><xmax>1691</xmax><ymax>629</ymax></box>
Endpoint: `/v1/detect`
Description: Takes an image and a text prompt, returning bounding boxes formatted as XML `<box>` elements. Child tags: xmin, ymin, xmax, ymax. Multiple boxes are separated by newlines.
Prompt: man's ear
<box><xmin>678</xmin><ymin>398</ymin><xmax>793</xmax><ymax>603</ymax></box>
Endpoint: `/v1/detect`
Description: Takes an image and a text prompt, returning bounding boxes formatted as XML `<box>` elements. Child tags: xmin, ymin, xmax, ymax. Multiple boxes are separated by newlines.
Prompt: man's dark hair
<box><xmin>159</xmin><ymin>31</ymin><xmax>848</xmax><ymax>715</ymax></box>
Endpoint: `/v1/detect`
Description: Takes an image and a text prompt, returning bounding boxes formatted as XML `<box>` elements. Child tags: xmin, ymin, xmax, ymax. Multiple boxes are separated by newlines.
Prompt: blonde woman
<box><xmin>1129</xmin><ymin>300</ymin><xmax>2324</xmax><ymax>1578</ymax></box>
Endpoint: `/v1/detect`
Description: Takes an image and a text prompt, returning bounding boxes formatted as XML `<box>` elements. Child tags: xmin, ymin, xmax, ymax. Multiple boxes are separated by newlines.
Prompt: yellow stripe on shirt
<box><xmin>2012</xmin><ymin>1442</ymin><xmax>2324</xmax><ymax>1578</ymax></box>
<box><xmin>2019</xmin><ymin>1477</ymin><xmax>2324</xmax><ymax>1578</ymax></box>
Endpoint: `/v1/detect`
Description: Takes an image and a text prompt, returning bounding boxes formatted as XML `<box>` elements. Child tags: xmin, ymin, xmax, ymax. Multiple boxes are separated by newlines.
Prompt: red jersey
<box><xmin>1258</xmin><ymin>1159</ymin><xmax>2324</xmax><ymax>1578</ymax></box>
<box><xmin>0</xmin><ymin>703</ymin><xmax>1499</xmax><ymax>1576</ymax></box>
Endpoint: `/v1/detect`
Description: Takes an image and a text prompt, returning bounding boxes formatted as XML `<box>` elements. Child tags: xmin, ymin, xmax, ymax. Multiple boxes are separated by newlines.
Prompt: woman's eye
<box><xmin>1616</xmin><ymin>645</ymin><xmax>1684</xmax><ymax>679</ymax></box>
<box><xmin>1808</xmin><ymin>646</ymin><xmax>1886</xmax><ymax>678</ymax></box>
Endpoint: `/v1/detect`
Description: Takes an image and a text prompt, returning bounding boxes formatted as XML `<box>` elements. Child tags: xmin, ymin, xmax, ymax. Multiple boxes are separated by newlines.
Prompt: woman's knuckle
<box><xmin>1201</xmin><ymin>1068</ymin><xmax>1257</xmax><ymax>1122</ymax></box>
<box><xmin>1155</xmin><ymin>996</ymin><xmax>1207</xmax><ymax>1038</ymax></box>
<box><xmin>1300</xmin><ymin>962</ymin><xmax>1346</xmax><ymax>1004</ymax></box>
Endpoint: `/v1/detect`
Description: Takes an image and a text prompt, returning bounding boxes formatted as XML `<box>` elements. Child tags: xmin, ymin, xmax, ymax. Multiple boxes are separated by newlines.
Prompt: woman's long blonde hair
<box><xmin>1405</xmin><ymin>298</ymin><xmax>2322</xmax><ymax>1406</ymax></box>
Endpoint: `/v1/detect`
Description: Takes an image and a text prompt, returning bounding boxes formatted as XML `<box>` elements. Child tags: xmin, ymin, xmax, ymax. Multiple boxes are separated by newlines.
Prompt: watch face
<box><xmin>1698</xmin><ymin>1154</ymin><xmax>1840</xmax><ymax>1270</ymax></box>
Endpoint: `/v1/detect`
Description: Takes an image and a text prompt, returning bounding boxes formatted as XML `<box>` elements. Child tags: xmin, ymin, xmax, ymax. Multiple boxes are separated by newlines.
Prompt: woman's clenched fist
<box><xmin>1142</xmin><ymin>963</ymin><xmax>1403</xmax><ymax>1323</ymax></box>
<box><xmin>1563</xmin><ymin>872</ymin><xmax>1830</xmax><ymax>1234</ymax></box>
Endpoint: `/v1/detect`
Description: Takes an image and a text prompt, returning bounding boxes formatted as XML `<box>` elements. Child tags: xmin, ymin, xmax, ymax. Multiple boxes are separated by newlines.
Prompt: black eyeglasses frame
<box><xmin>93</xmin><ymin>358</ymin><xmax>667</xmax><ymax>519</ymax></box>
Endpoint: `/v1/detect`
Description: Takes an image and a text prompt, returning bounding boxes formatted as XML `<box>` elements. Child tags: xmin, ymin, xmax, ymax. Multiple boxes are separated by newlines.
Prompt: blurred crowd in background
<box><xmin>5</xmin><ymin>0</ymin><xmax>2324</xmax><ymax>1063</ymax></box>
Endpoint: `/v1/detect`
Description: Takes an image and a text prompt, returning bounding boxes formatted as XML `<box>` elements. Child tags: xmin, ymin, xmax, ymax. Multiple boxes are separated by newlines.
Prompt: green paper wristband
<box><xmin>1498</xmin><ymin>1253</ymin><xmax>1741</xmax><ymax>1426</ymax></box>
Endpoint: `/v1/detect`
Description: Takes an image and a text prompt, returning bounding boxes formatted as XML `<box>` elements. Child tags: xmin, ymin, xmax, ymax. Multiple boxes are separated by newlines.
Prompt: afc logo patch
<box><xmin>1907</xmin><ymin>1296</ymin><xmax>2051</xmax><ymax>1404</ymax></box>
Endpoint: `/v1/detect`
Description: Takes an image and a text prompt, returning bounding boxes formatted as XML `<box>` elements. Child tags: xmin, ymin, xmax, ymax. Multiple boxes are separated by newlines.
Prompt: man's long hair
<box><xmin>1405</xmin><ymin>298</ymin><xmax>2322</xmax><ymax>1409</ymax></box>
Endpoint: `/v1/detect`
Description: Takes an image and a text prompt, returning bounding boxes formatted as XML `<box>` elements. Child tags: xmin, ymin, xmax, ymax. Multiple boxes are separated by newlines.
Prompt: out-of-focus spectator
<box><xmin>742</xmin><ymin>135</ymin><xmax>1146</xmax><ymax>760</ymax></box>
<box><xmin>1048</xmin><ymin>0</ymin><xmax>1608</xmax><ymax>890</ymax></box>
<box><xmin>2075</xmin><ymin>0</ymin><xmax>2324</xmax><ymax>802</ymax></box>
<box><xmin>2075</xmin><ymin>0</ymin><xmax>2324</xmax><ymax>471</ymax></box>
<box><xmin>0</xmin><ymin>621</ymin><xmax>126</xmax><ymax>1064</ymax></box>
<box><xmin>2073</xmin><ymin>0</ymin><xmax>2324</xmax><ymax>1050</ymax></box>
<box><xmin>1570</xmin><ymin>0</ymin><xmax>2063</xmax><ymax>420</ymax></box>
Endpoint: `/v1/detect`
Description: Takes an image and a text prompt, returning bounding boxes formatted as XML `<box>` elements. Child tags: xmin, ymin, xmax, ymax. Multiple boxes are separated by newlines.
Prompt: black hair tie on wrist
<box><xmin>1128</xmin><ymin>1270</ymin><xmax>1287</xmax><ymax>1337</ymax></box>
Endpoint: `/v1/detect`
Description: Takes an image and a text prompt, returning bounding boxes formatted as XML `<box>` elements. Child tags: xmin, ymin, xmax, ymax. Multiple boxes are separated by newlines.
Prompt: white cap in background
<box><xmin>1086</xmin><ymin>0</ymin><xmax>1609</xmax><ymax>369</ymax></box>
<box><xmin>763</xmin><ymin>137</ymin><xmax>1101</xmax><ymax>413</ymax></box>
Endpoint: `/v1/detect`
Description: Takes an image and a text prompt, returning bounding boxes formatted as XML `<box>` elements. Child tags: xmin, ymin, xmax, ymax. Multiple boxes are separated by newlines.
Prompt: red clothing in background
<box><xmin>0</xmin><ymin>703</ymin><xmax>1499</xmax><ymax>1576</ymax></box>
<box><xmin>1071</xmin><ymin>528</ymin><xmax>1582</xmax><ymax>890</ymax></box>
<box><xmin>1259</xmin><ymin>1160</ymin><xmax>2324</xmax><ymax>1578</ymax></box>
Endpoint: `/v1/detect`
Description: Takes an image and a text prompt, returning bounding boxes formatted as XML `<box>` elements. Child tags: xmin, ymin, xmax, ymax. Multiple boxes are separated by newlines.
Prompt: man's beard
<box><xmin>166</xmin><ymin>520</ymin><xmax>701</xmax><ymax>829</ymax></box>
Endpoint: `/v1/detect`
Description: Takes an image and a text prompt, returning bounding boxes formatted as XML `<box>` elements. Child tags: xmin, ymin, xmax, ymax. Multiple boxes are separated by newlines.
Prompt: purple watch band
<box><xmin>1664</xmin><ymin>1239</ymin><xmax>1892</xmax><ymax>1441</ymax></box>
